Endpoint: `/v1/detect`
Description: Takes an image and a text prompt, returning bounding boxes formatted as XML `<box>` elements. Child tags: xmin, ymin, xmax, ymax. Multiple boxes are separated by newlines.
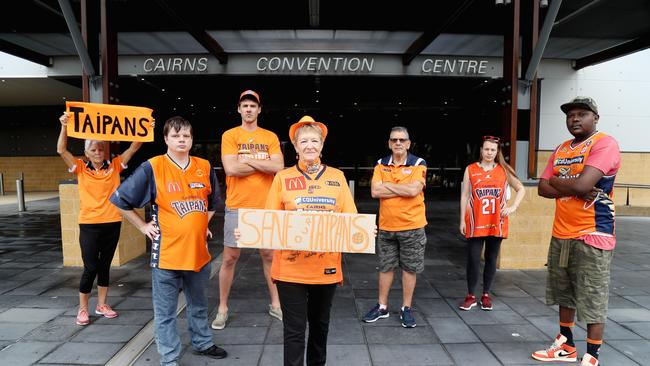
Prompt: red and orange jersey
<box><xmin>221</xmin><ymin>126</ymin><xmax>281</xmax><ymax>209</ymax></box>
<box><xmin>541</xmin><ymin>132</ymin><xmax>620</xmax><ymax>241</ymax></box>
<box><xmin>265</xmin><ymin>165</ymin><xmax>357</xmax><ymax>285</ymax></box>
<box><xmin>72</xmin><ymin>156</ymin><xmax>125</xmax><ymax>224</ymax></box>
<box><xmin>372</xmin><ymin>153</ymin><xmax>427</xmax><ymax>231</ymax></box>
<box><xmin>110</xmin><ymin>155</ymin><xmax>223</xmax><ymax>271</ymax></box>
<box><xmin>464</xmin><ymin>163</ymin><xmax>509</xmax><ymax>238</ymax></box>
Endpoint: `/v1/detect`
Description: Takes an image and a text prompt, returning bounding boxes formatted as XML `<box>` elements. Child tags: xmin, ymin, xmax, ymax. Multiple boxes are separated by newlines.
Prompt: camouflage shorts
<box><xmin>546</xmin><ymin>237</ymin><xmax>614</xmax><ymax>324</ymax></box>
<box><xmin>377</xmin><ymin>228</ymin><xmax>427</xmax><ymax>273</ymax></box>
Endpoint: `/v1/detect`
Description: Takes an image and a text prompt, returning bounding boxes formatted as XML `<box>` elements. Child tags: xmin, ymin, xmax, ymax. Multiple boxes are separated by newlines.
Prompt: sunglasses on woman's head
<box><xmin>483</xmin><ymin>135</ymin><xmax>501</xmax><ymax>143</ymax></box>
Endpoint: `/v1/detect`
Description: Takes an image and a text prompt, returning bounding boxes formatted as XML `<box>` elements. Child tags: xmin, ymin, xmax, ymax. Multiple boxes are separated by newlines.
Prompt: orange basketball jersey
<box><xmin>464</xmin><ymin>163</ymin><xmax>509</xmax><ymax>238</ymax></box>
<box><xmin>551</xmin><ymin>132</ymin><xmax>617</xmax><ymax>239</ymax></box>
<box><xmin>110</xmin><ymin>155</ymin><xmax>222</xmax><ymax>271</ymax></box>
<box><xmin>265</xmin><ymin>165</ymin><xmax>357</xmax><ymax>285</ymax></box>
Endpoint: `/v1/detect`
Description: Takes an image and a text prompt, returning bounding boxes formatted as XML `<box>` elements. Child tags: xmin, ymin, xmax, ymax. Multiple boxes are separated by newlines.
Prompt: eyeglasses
<box><xmin>389</xmin><ymin>138</ymin><xmax>409</xmax><ymax>143</ymax></box>
<box><xmin>483</xmin><ymin>135</ymin><xmax>501</xmax><ymax>143</ymax></box>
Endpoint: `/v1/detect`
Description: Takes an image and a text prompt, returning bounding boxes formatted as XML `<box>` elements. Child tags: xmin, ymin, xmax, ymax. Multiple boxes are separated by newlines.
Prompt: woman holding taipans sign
<box><xmin>57</xmin><ymin>112</ymin><xmax>152</xmax><ymax>325</ymax></box>
<box><xmin>254</xmin><ymin>116</ymin><xmax>356</xmax><ymax>366</ymax></box>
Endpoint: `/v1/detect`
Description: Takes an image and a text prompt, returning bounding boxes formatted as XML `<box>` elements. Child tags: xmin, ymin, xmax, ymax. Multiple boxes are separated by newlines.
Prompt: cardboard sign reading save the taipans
<box><xmin>237</xmin><ymin>209</ymin><xmax>376</xmax><ymax>254</ymax></box>
<box><xmin>65</xmin><ymin>101</ymin><xmax>154</xmax><ymax>142</ymax></box>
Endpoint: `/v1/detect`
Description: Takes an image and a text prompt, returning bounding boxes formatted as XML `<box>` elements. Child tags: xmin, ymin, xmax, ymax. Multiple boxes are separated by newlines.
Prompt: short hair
<box><xmin>84</xmin><ymin>139</ymin><xmax>102</xmax><ymax>151</ymax></box>
<box><xmin>390</xmin><ymin>126</ymin><xmax>409</xmax><ymax>139</ymax></box>
<box><xmin>293</xmin><ymin>124</ymin><xmax>323</xmax><ymax>143</ymax></box>
<box><xmin>163</xmin><ymin>116</ymin><xmax>193</xmax><ymax>137</ymax></box>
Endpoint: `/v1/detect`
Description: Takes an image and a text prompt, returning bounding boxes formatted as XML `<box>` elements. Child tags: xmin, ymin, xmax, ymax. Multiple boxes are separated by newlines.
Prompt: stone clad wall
<box><xmin>59</xmin><ymin>183</ymin><xmax>146</xmax><ymax>267</ymax></box>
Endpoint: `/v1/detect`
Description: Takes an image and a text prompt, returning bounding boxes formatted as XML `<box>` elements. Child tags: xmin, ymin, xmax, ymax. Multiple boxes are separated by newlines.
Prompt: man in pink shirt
<box><xmin>532</xmin><ymin>97</ymin><xmax>621</xmax><ymax>366</ymax></box>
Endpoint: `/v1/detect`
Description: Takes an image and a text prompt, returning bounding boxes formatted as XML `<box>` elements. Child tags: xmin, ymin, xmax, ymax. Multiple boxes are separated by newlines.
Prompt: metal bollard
<box><xmin>16</xmin><ymin>178</ymin><xmax>26</xmax><ymax>212</ymax></box>
<box><xmin>348</xmin><ymin>180</ymin><xmax>355</xmax><ymax>199</ymax></box>
<box><xmin>0</xmin><ymin>172</ymin><xmax>4</xmax><ymax>196</ymax></box>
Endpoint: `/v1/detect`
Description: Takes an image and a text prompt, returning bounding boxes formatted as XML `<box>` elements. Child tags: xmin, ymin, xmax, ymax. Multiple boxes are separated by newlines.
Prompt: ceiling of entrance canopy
<box><xmin>1</xmin><ymin>0</ymin><xmax>649</xmax><ymax>60</ymax></box>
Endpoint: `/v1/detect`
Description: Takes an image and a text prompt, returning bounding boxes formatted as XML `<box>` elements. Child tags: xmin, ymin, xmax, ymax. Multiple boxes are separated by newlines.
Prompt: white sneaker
<box><xmin>211</xmin><ymin>311</ymin><xmax>228</xmax><ymax>330</ymax></box>
<box><xmin>581</xmin><ymin>353</ymin><xmax>599</xmax><ymax>366</ymax></box>
<box><xmin>531</xmin><ymin>334</ymin><xmax>577</xmax><ymax>362</ymax></box>
<box><xmin>269</xmin><ymin>305</ymin><xmax>282</xmax><ymax>321</ymax></box>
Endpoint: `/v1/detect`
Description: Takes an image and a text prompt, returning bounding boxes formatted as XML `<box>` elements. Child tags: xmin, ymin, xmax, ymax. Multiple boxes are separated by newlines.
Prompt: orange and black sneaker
<box><xmin>532</xmin><ymin>334</ymin><xmax>577</xmax><ymax>362</ymax></box>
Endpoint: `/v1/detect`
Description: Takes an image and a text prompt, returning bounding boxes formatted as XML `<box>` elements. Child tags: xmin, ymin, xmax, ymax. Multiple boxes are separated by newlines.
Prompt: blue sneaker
<box><xmin>362</xmin><ymin>303</ymin><xmax>389</xmax><ymax>323</ymax></box>
<box><xmin>399</xmin><ymin>306</ymin><xmax>416</xmax><ymax>328</ymax></box>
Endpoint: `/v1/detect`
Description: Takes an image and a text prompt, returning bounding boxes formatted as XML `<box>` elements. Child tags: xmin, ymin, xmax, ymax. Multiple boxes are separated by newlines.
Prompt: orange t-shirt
<box><xmin>265</xmin><ymin>165</ymin><xmax>357</xmax><ymax>285</ymax></box>
<box><xmin>221</xmin><ymin>126</ymin><xmax>281</xmax><ymax>209</ymax></box>
<box><xmin>73</xmin><ymin>156</ymin><xmax>124</xmax><ymax>224</ymax></box>
<box><xmin>464</xmin><ymin>163</ymin><xmax>509</xmax><ymax>238</ymax></box>
<box><xmin>372</xmin><ymin>154</ymin><xmax>427</xmax><ymax>231</ymax></box>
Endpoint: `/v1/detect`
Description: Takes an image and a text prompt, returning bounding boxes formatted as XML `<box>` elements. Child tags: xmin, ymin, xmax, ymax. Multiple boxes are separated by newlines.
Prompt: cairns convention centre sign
<box><xmin>120</xmin><ymin>54</ymin><xmax>502</xmax><ymax>78</ymax></box>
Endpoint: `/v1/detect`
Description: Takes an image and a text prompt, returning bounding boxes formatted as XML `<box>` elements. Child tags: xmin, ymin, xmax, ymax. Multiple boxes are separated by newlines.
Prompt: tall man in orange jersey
<box><xmin>212</xmin><ymin>90</ymin><xmax>285</xmax><ymax>330</ymax></box>
<box><xmin>111</xmin><ymin>116</ymin><xmax>227</xmax><ymax>365</ymax></box>
<box><xmin>532</xmin><ymin>97</ymin><xmax>621</xmax><ymax>366</ymax></box>
<box><xmin>362</xmin><ymin>126</ymin><xmax>427</xmax><ymax>328</ymax></box>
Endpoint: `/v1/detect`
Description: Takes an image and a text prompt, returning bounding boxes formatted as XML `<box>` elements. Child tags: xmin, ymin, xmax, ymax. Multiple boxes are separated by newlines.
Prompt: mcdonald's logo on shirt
<box><xmin>285</xmin><ymin>176</ymin><xmax>307</xmax><ymax>191</ymax></box>
<box><xmin>167</xmin><ymin>181</ymin><xmax>182</xmax><ymax>193</ymax></box>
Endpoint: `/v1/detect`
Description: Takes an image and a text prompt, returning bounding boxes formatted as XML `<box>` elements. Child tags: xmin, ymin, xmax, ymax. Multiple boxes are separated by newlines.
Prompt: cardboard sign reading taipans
<box><xmin>237</xmin><ymin>209</ymin><xmax>376</xmax><ymax>254</ymax></box>
<box><xmin>65</xmin><ymin>101</ymin><xmax>154</xmax><ymax>142</ymax></box>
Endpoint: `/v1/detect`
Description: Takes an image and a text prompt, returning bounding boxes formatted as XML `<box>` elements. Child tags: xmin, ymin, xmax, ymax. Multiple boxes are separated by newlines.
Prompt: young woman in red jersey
<box><xmin>458</xmin><ymin>135</ymin><xmax>525</xmax><ymax>311</ymax></box>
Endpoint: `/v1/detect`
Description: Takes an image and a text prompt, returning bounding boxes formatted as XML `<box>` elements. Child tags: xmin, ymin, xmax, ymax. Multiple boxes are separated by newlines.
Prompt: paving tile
<box><xmin>526</xmin><ymin>316</ymin><xmax>587</xmax><ymax>341</ymax></box>
<box><xmin>609</xmin><ymin>294</ymin><xmax>646</xmax><ymax>309</ymax></box>
<box><xmin>327</xmin><ymin>344</ymin><xmax>372</xmax><ymax>366</ymax></box>
<box><xmin>623</xmin><ymin>295</ymin><xmax>650</xmax><ymax>310</ymax></box>
<box><xmin>263</xmin><ymin>321</ymin><xmax>283</xmax><ymax>344</ymax></box>
<box><xmin>602</xmin><ymin>341</ymin><xmax>649</xmax><ymax>365</ymax></box>
<box><xmin>16</xmin><ymin>295</ymin><xmax>79</xmax><ymax>309</ymax></box>
<box><xmin>217</xmin><ymin>311</ymin><xmax>272</xmax><ymax>328</ymax></box>
<box><xmin>427</xmin><ymin>316</ymin><xmax>480</xmax><ymax>343</ymax></box>
<box><xmin>0</xmin><ymin>308</ymin><xmax>64</xmax><ymax>323</ymax></box>
<box><xmin>227</xmin><ymin>298</ymin><xmax>271</xmax><ymax>313</ymax></box>
<box><xmin>444</xmin><ymin>343</ymin><xmax>501</xmax><ymax>365</ymax></box>
<box><xmin>328</xmin><ymin>317</ymin><xmax>365</xmax><ymax>344</ymax></box>
<box><xmin>39</xmin><ymin>342</ymin><xmax>123</xmax><ymax>365</ymax></box>
<box><xmin>259</xmin><ymin>344</ymin><xmax>283</xmax><ymax>366</ymax></box>
<box><xmin>93</xmin><ymin>309</ymin><xmax>153</xmax><ymax>325</ymax></box>
<box><xmin>130</xmin><ymin>343</ymin><xmax>160</xmax><ymax>366</ymax></box>
<box><xmin>369</xmin><ymin>344</ymin><xmax>453</xmax><ymax>366</ymax></box>
<box><xmin>71</xmin><ymin>324</ymin><xmax>142</xmax><ymax>343</ymax></box>
<box><xmin>608</xmin><ymin>308</ymin><xmax>650</xmax><ymax>322</ymax></box>
<box><xmin>364</xmin><ymin>325</ymin><xmax>439</xmax><ymax>344</ymax></box>
<box><xmin>454</xmin><ymin>308</ymin><xmax>529</xmax><ymax>325</ymax></box>
<box><xmin>471</xmin><ymin>324</ymin><xmax>552</xmax><ymax>343</ymax></box>
<box><xmin>619</xmin><ymin>321</ymin><xmax>650</xmax><ymax>339</ymax></box>
<box><xmin>213</xmin><ymin>326</ymin><xmax>268</xmax><ymax>345</ymax></box>
<box><xmin>22</xmin><ymin>322</ymin><xmax>83</xmax><ymax>341</ymax></box>
<box><xmin>0</xmin><ymin>340</ymin><xmax>61</xmax><ymax>366</ymax></box>
<box><xmin>486</xmin><ymin>341</ymin><xmax>554</xmax><ymax>365</ymax></box>
<box><xmin>412</xmin><ymin>298</ymin><xmax>458</xmax><ymax>318</ymax></box>
<box><xmin>112</xmin><ymin>297</ymin><xmax>153</xmax><ymax>310</ymax></box>
<box><xmin>498</xmin><ymin>297</ymin><xmax>557</xmax><ymax>316</ymax></box>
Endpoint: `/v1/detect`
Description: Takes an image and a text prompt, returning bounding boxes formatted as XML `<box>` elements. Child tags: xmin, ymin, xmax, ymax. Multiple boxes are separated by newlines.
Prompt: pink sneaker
<box><xmin>76</xmin><ymin>308</ymin><xmax>90</xmax><ymax>325</ymax></box>
<box><xmin>95</xmin><ymin>304</ymin><xmax>119</xmax><ymax>318</ymax></box>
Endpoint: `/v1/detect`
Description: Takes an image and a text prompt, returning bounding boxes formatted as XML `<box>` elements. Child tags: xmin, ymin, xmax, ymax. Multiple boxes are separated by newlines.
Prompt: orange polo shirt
<box><xmin>372</xmin><ymin>153</ymin><xmax>427</xmax><ymax>231</ymax></box>
<box><xmin>221</xmin><ymin>126</ymin><xmax>281</xmax><ymax>209</ymax></box>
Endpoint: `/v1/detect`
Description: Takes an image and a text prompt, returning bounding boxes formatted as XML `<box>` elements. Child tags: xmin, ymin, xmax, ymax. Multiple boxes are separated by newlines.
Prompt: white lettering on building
<box><xmin>421</xmin><ymin>59</ymin><xmax>488</xmax><ymax>75</ymax></box>
<box><xmin>143</xmin><ymin>57</ymin><xmax>209</xmax><ymax>73</ymax></box>
<box><xmin>256</xmin><ymin>56</ymin><xmax>375</xmax><ymax>73</ymax></box>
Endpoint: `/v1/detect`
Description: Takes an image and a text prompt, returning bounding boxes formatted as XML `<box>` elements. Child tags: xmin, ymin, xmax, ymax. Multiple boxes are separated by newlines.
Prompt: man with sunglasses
<box><xmin>362</xmin><ymin>126</ymin><xmax>427</xmax><ymax>328</ymax></box>
<box><xmin>532</xmin><ymin>97</ymin><xmax>620</xmax><ymax>366</ymax></box>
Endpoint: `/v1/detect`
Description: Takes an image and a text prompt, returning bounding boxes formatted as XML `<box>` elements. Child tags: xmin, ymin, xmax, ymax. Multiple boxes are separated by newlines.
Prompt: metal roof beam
<box><xmin>58</xmin><ymin>0</ymin><xmax>96</xmax><ymax>76</ymax></box>
<box><xmin>309</xmin><ymin>0</ymin><xmax>320</xmax><ymax>27</ymax></box>
<box><xmin>523</xmin><ymin>0</ymin><xmax>562</xmax><ymax>82</ymax></box>
<box><xmin>573</xmin><ymin>32</ymin><xmax>650</xmax><ymax>70</ymax></box>
<box><xmin>402</xmin><ymin>0</ymin><xmax>475</xmax><ymax>66</ymax></box>
<box><xmin>0</xmin><ymin>39</ymin><xmax>52</xmax><ymax>66</ymax></box>
<box><xmin>154</xmin><ymin>0</ymin><xmax>228</xmax><ymax>64</ymax></box>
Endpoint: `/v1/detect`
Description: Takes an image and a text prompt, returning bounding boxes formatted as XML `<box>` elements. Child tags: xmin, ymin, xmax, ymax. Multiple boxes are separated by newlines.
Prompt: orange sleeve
<box><xmin>112</xmin><ymin>155</ymin><xmax>124</xmax><ymax>174</ymax></box>
<box><xmin>414</xmin><ymin>165</ymin><xmax>427</xmax><ymax>186</ymax></box>
<box><xmin>371</xmin><ymin>165</ymin><xmax>382</xmax><ymax>184</ymax></box>
<box><xmin>339</xmin><ymin>172</ymin><xmax>358</xmax><ymax>214</ymax></box>
<box><xmin>268</xmin><ymin>132</ymin><xmax>282</xmax><ymax>155</ymax></box>
<box><xmin>72</xmin><ymin>158</ymin><xmax>85</xmax><ymax>175</ymax></box>
<box><xmin>264</xmin><ymin>174</ymin><xmax>284</xmax><ymax>210</ymax></box>
<box><xmin>221</xmin><ymin>129</ymin><xmax>239</xmax><ymax>155</ymax></box>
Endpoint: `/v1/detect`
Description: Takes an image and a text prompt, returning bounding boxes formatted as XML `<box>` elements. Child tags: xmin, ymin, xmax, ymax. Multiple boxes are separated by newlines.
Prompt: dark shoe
<box><xmin>480</xmin><ymin>293</ymin><xmax>493</xmax><ymax>311</ymax></box>
<box><xmin>195</xmin><ymin>345</ymin><xmax>227</xmax><ymax>359</ymax></box>
<box><xmin>399</xmin><ymin>306</ymin><xmax>416</xmax><ymax>328</ymax></box>
<box><xmin>362</xmin><ymin>303</ymin><xmax>389</xmax><ymax>323</ymax></box>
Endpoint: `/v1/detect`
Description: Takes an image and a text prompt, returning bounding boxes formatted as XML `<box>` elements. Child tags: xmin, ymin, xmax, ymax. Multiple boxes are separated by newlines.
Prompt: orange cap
<box><xmin>239</xmin><ymin>90</ymin><xmax>260</xmax><ymax>104</ymax></box>
<box><xmin>289</xmin><ymin>115</ymin><xmax>328</xmax><ymax>141</ymax></box>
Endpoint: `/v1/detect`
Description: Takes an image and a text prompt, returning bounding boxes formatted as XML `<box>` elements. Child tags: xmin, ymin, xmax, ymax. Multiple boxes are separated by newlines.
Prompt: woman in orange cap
<box><xmin>264</xmin><ymin>115</ymin><xmax>358</xmax><ymax>366</ymax></box>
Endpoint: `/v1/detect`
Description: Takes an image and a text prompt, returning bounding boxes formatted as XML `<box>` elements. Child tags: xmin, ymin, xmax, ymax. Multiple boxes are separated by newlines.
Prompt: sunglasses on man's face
<box><xmin>389</xmin><ymin>138</ymin><xmax>409</xmax><ymax>143</ymax></box>
<box><xmin>483</xmin><ymin>135</ymin><xmax>501</xmax><ymax>143</ymax></box>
